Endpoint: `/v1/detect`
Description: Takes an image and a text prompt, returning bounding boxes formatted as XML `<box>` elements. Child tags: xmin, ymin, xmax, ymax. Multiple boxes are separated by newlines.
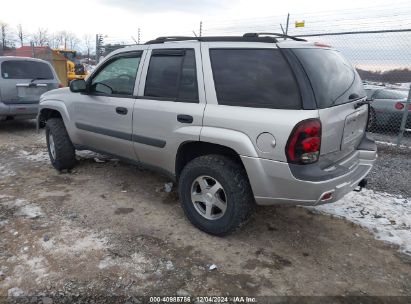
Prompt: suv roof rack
<box><xmin>145</xmin><ymin>35</ymin><xmax>279</xmax><ymax>44</ymax></box>
<box><xmin>243</xmin><ymin>32</ymin><xmax>307</xmax><ymax>42</ymax></box>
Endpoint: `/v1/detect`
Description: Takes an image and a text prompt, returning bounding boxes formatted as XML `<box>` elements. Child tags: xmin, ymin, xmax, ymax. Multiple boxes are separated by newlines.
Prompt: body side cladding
<box><xmin>74</xmin><ymin>144</ymin><xmax>176</xmax><ymax>182</ymax></box>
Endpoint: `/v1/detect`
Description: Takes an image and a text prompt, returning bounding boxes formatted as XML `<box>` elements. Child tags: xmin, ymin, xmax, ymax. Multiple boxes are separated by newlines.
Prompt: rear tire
<box><xmin>178</xmin><ymin>154</ymin><xmax>255</xmax><ymax>236</ymax></box>
<box><xmin>46</xmin><ymin>118</ymin><xmax>76</xmax><ymax>171</ymax></box>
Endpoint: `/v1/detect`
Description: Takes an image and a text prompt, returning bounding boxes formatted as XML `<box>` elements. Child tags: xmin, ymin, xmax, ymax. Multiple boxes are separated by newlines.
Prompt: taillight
<box><xmin>286</xmin><ymin>119</ymin><xmax>322</xmax><ymax>164</ymax></box>
<box><xmin>395</xmin><ymin>102</ymin><xmax>404</xmax><ymax>110</ymax></box>
<box><xmin>58</xmin><ymin>83</ymin><xmax>64</xmax><ymax>88</ymax></box>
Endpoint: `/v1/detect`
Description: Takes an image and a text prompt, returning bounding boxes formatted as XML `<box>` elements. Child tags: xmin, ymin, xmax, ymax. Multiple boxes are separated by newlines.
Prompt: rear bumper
<box><xmin>242</xmin><ymin>137</ymin><xmax>377</xmax><ymax>206</ymax></box>
<box><xmin>0</xmin><ymin>102</ymin><xmax>39</xmax><ymax>119</ymax></box>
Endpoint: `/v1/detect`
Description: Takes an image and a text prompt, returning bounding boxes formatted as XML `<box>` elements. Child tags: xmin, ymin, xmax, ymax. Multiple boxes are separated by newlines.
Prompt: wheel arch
<box><xmin>175</xmin><ymin>141</ymin><xmax>247</xmax><ymax>180</ymax></box>
<box><xmin>37</xmin><ymin>101</ymin><xmax>70</xmax><ymax>129</ymax></box>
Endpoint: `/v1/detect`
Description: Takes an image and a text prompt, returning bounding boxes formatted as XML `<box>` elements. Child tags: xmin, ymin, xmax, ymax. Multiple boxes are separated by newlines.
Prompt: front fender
<box><xmin>200</xmin><ymin>126</ymin><xmax>259</xmax><ymax>157</ymax></box>
<box><xmin>37</xmin><ymin>99</ymin><xmax>71</xmax><ymax>130</ymax></box>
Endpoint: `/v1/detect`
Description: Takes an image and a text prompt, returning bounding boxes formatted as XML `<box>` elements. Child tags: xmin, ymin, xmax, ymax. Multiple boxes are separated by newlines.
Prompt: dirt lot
<box><xmin>1</xmin><ymin>120</ymin><xmax>411</xmax><ymax>301</ymax></box>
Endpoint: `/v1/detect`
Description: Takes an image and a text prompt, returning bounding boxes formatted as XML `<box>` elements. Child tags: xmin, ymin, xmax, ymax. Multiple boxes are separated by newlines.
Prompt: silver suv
<box><xmin>0</xmin><ymin>56</ymin><xmax>60</xmax><ymax>121</ymax></box>
<box><xmin>38</xmin><ymin>34</ymin><xmax>377</xmax><ymax>235</ymax></box>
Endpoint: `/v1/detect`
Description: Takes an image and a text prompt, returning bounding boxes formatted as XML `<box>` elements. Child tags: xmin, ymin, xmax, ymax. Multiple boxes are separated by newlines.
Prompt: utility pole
<box><xmin>96</xmin><ymin>34</ymin><xmax>104</xmax><ymax>62</ymax></box>
<box><xmin>95</xmin><ymin>34</ymin><xmax>99</xmax><ymax>62</ymax></box>
<box><xmin>199</xmin><ymin>21</ymin><xmax>203</xmax><ymax>37</ymax></box>
<box><xmin>138</xmin><ymin>28</ymin><xmax>141</xmax><ymax>44</ymax></box>
<box><xmin>280</xmin><ymin>13</ymin><xmax>290</xmax><ymax>39</ymax></box>
<box><xmin>285</xmin><ymin>13</ymin><xmax>290</xmax><ymax>36</ymax></box>
<box><xmin>30</xmin><ymin>41</ymin><xmax>35</xmax><ymax>58</ymax></box>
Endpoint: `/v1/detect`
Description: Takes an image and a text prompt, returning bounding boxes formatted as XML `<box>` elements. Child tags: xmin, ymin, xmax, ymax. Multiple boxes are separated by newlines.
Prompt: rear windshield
<box><xmin>292</xmin><ymin>49</ymin><xmax>365</xmax><ymax>108</ymax></box>
<box><xmin>1</xmin><ymin>60</ymin><xmax>54</xmax><ymax>80</ymax></box>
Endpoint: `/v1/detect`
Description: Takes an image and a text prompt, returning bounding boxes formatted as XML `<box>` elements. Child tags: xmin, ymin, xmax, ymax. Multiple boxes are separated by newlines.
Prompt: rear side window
<box><xmin>144</xmin><ymin>49</ymin><xmax>198</xmax><ymax>102</ymax></box>
<box><xmin>292</xmin><ymin>49</ymin><xmax>366</xmax><ymax>108</ymax></box>
<box><xmin>1</xmin><ymin>60</ymin><xmax>53</xmax><ymax>80</ymax></box>
<box><xmin>209</xmin><ymin>49</ymin><xmax>301</xmax><ymax>109</ymax></box>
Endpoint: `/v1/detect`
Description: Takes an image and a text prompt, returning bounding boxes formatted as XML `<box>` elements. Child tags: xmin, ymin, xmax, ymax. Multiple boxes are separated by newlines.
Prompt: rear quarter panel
<box><xmin>200</xmin><ymin>42</ymin><xmax>319</xmax><ymax>162</ymax></box>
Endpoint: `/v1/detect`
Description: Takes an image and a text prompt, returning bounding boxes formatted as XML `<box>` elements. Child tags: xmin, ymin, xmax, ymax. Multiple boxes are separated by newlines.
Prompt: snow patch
<box><xmin>98</xmin><ymin>252</ymin><xmax>154</xmax><ymax>278</ymax></box>
<box><xmin>17</xmin><ymin>150</ymin><xmax>49</xmax><ymax>162</ymax></box>
<box><xmin>15</xmin><ymin>204</ymin><xmax>44</xmax><ymax>219</ymax></box>
<box><xmin>376</xmin><ymin>141</ymin><xmax>411</xmax><ymax>149</ymax></box>
<box><xmin>40</xmin><ymin>225</ymin><xmax>108</xmax><ymax>254</ymax></box>
<box><xmin>309</xmin><ymin>189</ymin><xmax>411</xmax><ymax>255</ymax></box>
<box><xmin>0</xmin><ymin>164</ymin><xmax>16</xmax><ymax>178</ymax></box>
<box><xmin>1</xmin><ymin>197</ymin><xmax>44</xmax><ymax>219</ymax></box>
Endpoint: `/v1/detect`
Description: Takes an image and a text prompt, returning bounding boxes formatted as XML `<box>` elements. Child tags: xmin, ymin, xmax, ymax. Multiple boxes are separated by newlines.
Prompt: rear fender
<box><xmin>200</xmin><ymin>126</ymin><xmax>259</xmax><ymax>157</ymax></box>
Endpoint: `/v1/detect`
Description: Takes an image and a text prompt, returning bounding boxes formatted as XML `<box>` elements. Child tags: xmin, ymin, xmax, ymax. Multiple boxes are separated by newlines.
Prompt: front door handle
<box><xmin>116</xmin><ymin>107</ymin><xmax>128</xmax><ymax>115</ymax></box>
<box><xmin>177</xmin><ymin>114</ymin><xmax>193</xmax><ymax>124</ymax></box>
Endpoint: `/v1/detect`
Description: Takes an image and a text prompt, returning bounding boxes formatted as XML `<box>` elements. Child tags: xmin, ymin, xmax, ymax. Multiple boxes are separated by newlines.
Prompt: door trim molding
<box><xmin>132</xmin><ymin>134</ymin><xmax>166</xmax><ymax>148</ymax></box>
<box><xmin>75</xmin><ymin>122</ymin><xmax>132</xmax><ymax>141</ymax></box>
<box><xmin>75</xmin><ymin>122</ymin><xmax>166</xmax><ymax>148</ymax></box>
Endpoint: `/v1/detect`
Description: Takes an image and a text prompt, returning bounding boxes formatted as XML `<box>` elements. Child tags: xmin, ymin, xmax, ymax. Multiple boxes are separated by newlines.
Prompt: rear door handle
<box><xmin>116</xmin><ymin>107</ymin><xmax>128</xmax><ymax>115</ymax></box>
<box><xmin>177</xmin><ymin>114</ymin><xmax>193</xmax><ymax>124</ymax></box>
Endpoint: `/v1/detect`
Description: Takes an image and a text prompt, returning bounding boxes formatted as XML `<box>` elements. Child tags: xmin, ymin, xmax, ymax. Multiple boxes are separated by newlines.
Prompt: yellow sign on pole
<box><xmin>295</xmin><ymin>21</ymin><xmax>305</xmax><ymax>28</ymax></box>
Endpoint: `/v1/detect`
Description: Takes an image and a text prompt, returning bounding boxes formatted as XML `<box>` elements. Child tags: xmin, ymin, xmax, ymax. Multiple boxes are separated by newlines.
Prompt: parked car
<box><xmin>0</xmin><ymin>57</ymin><xmax>61</xmax><ymax>122</ymax></box>
<box><xmin>365</xmin><ymin>86</ymin><xmax>410</xmax><ymax>131</ymax></box>
<box><xmin>38</xmin><ymin>34</ymin><xmax>377</xmax><ymax>235</ymax></box>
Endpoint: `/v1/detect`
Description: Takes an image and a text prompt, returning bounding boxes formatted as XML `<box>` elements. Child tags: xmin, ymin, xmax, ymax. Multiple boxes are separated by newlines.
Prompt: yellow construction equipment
<box><xmin>53</xmin><ymin>49</ymin><xmax>88</xmax><ymax>85</ymax></box>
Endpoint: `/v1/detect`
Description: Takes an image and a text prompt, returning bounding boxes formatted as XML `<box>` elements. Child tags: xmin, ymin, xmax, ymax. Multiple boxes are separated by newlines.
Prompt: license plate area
<box><xmin>341</xmin><ymin>108</ymin><xmax>368</xmax><ymax>150</ymax></box>
<box><xmin>16</xmin><ymin>83</ymin><xmax>48</xmax><ymax>102</ymax></box>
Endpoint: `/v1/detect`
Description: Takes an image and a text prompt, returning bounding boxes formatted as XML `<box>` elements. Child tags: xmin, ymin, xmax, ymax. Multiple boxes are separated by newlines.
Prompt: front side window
<box><xmin>90</xmin><ymin>53</ymin><xmax>141</xmax><ymax>95</ymax></box>
<box><xmin>144</xmin><ymin>49</ymin><xmax>198</xmax><ymax>102</ymax></box>
<box><xmin>209</xmin><ymin>49</ymin><xmax>301</xmax><ymax>109</ymax></box>
<box><xmin>1</xmin><ymin>60</ymin><xmax>53</xmax><ymax>80</ymax></box>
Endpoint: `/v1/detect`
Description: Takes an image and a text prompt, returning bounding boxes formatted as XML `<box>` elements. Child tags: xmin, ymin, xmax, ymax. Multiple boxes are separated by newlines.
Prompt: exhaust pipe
<box><xmin>353</xmin><ymin>179</ymin><xmax>367</xmax><ymax>192</ymax></box>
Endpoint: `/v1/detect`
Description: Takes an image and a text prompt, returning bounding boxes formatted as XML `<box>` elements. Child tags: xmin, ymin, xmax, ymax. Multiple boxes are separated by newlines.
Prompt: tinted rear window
<box><xmin>144</xmin><ymin>49</ymin><xmax>198</xmax><ymax>102</ymax></box>
<box><xmin>1</xmin><ymin>60</ymin><xmax>54</xmax><ymax>80</ymax></box>
<box><xmin>292</xmin><ymin>49</ymin><xmax>365</xmax><ymax>108</ymax></box>
<box><xmin>209</xmin><ymin>49</ymin><xmax>301</xmax><ymax>109</ymax></box>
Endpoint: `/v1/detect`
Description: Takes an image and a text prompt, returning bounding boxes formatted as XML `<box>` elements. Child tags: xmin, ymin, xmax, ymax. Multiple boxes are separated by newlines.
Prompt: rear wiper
<box><xmin>30</xmin><ymin>77</ymin><xmax>48</xmax><ymax>83</ymax></box>
<box><xmin>354</xmin><ymin>98</ymin><xmax>373</xmax><ymax>109</ymax></box>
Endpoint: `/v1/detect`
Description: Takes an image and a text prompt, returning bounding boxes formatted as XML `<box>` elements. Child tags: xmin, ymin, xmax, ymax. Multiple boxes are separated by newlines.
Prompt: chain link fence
<box><xmin>296</xmin><ymin>29</ymin><xmax>411</xmax><ymax>147</ymax></box>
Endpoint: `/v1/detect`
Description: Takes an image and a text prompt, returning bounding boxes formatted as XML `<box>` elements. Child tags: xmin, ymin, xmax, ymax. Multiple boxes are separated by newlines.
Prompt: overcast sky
<box><xmin>1</xmin><ymin>0</ymin><xmax>410</xmax><ymax>70</ymax></box>
<box><xmin>1</xmin><ymin>0</ymin><xmax>409</xmax><ymax>43</ymax></box>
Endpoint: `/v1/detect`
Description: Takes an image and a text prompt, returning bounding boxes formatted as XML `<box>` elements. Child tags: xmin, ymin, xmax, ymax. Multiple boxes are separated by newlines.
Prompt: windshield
<box><xmin>292</xmin><ymin>48</ymin><xmax>365</xmax><ymax>108</ymax></box>
<box><xmin>60</xmin><ymin>51</ymin><xmax>76</xmax><ymax>61</ymax></box>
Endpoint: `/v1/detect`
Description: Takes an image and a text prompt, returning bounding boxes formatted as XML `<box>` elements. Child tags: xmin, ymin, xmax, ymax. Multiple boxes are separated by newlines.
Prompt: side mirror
<box><xmin>69</xmin><ymin>79</ymin><xmax>87</xmax><ymax>93</ymax></box>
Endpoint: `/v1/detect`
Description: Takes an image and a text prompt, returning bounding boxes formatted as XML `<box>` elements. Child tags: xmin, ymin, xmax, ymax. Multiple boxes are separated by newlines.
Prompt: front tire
<box><xmin>178</xmin><ymin>155</ymin><xmax>255</xmax><ymax>236</ymax></box>
<box><xmin>46</xmin><ymin>118</ymin><xmax>76</xmax><ymax>171</ymax></box>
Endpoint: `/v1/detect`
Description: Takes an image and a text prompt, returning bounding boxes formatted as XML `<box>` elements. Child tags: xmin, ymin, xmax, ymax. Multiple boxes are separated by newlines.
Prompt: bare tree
<box><xmin>17</xmin><ymin>24</ymin><xmax>25</xmax><ymax>47</ymax></box>
<box><xmin>33</xmin><ymin>28</ymin><xmax>49</xmax><ymax>46</ymax></box>
<box><xmin>66</xmin><ymin>32</ymin><xmax>80</xmax><ymax>50</ymax></box>
<box><xmin>49</xmin><ymin>32</ymin><xmax>63</xmax><ymax>49</ymax></box>
<box><xmin>1</xmin><ymin>21</ymin><xmax>9</xmax><ymax>49</ymax></box>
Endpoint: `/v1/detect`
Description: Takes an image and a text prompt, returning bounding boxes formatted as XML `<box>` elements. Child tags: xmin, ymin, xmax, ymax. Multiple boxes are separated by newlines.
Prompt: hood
<box><xmin>40</xmin><ymin>87</ymin><xmax>70</xmax><ymax>102</ymax></box>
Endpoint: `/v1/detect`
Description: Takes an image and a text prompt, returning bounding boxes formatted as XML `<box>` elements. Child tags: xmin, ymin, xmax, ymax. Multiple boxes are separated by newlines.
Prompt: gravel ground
<box><xmin>366</xmin><ymin>142</ymin><xmax>411</xmax><ymax>197</ymax></box>
<box><xmin>1</xmin><ymin>120</ymin><xmax>411</xmax><ymax>302</ymax></box>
